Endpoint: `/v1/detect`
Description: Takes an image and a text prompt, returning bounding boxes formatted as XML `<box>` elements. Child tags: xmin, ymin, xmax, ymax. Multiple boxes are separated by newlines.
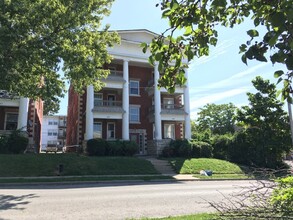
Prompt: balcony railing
<box><xmin>149</xmin><ymin>104</ymin><xmax>184</xmax><ymax>112</ymax></box>
<box><xmin>0</xmin><ymin>90</ymin><xmax>17</xmax><ymax>99</ymax></box>
<box><xmin>94</xmin><ymin>100</ymin><xmax>122</xmax><ymax>107</ymax></box>
<box><xmin>109</xmin><ymin>70</ymin><xmax>123</xmax><ymax>77</ymax></box>
<box><xmin>58</xmin><ymin>131</ymin><xmax>66</xmax><ymax>138</ymax></box>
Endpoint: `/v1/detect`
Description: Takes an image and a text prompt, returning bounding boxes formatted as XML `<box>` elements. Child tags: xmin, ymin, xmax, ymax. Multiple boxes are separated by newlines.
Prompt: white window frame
<box><xmin>4</xmin><ymin>112</ymin><xmax>18</xmax><ymax>130</ymax></box>
<box><xmin>129</xmin><ymin>80</ymin><xmax>139</xmax><ymax>96</ymax></box>
<box><xmin>163</xmin><ymin>98</ymin><xmax>175</xmax><ymax>109</ymax></box>
<box><xmin>129</xmin><ymin>106</ymin><xmax>140</xmax><ymax>123</ymax></box>
<box><xmin>107</xmin><ymin>122</ymin><xmax>115</xmax><ymax>140</ymax></box>
<box><xmin>164</xmin><ymin>124</ymin><xmax>175</xmax><ymax>139</ymax></box>
<box><xmin>93</xmin><ymin>122</ymin><xmax>102</xmax><ymax>139</ymax></box>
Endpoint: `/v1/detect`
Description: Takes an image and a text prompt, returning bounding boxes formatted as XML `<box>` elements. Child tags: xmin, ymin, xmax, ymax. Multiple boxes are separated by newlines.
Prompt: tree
<box><xmin>235</xmin><ymin>76</ymin><xmax>291</xmax><ymax>167</ymax></box>
<box><xmin>0</xmin><ymin>0</ymin><xmax>119</xmax><ymax>103</ymax></box>
<box><xmin>142</xmin><ymin>0</ymin><xmax>292</xmax><ymax>99</ymax></box>
<box><xmin>197</xmin><ymin>103</ymin><xmax>237</xmax><ymax>135</ymax></box>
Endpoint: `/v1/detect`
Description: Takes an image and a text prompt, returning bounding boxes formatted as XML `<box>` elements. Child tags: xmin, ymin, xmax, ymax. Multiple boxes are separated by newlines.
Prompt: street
<box><xmin>0</xmin><ymin>180</ymin><xmax>259</xmax><ymax>220</ymax></box>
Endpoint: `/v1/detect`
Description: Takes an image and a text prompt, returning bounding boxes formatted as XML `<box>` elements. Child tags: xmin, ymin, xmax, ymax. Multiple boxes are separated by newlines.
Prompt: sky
<box><xmin>58</xmin><ymin>0</ymin><xmax>287</xmax><ymax>119</ymax></box>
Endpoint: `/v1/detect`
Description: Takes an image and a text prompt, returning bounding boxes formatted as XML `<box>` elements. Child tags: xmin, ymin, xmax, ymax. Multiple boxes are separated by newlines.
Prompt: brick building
<box><xmin>0</xmin><ymin>90</ymin><xmax>43</xmax><ymax>152</ymax></box>
<box><xmin>66</xmin><ymin>29</ymin><xmax>191</xmax><ymax>155</ymax></box>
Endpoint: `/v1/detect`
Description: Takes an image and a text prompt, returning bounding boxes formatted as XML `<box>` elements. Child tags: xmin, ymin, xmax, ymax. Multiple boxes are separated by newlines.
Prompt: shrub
<box><xmin>6</xmin><ymin>131</ymin><xmax>28</xmax><ymax>154</ymax></box>
<box><xmin>271</xmin><ymin>176</ymin><xmax>293</xmax><ymax>215</ymax></box>
<box><xmin>86</xmin><ymin>139</ymin><xmax>106</xmax><ymax>156</ymax></box>
<box><xmin>106</xmin><ymin>140</ymin><xmax>123</xmax><ymax>156</ymax></box>
<box><xmin>0</xmin><ymin>135</ymin><xmax>8</xmax><ymax>154</ymax></box>
<box><xmin>86</xmin><ymin>139</ymin><xmax>98</xmax><ymax>156</ymax></box>
<box><xmin>189</xmin><ymin>140</ymin><xmax>212</xmax><ymax>158</ymax></box>
<box><xmin>161</xmin><ymin>146</ymin><xmax>174</xmax><ymax>157</ymax></box>
<box><xmin>200</xmin><ymin>143</ymin><xmax>213</xmax><ymax>158</ymax></box>
<box><xmin>122</xmin><ymin>141</ymin><xmax>138</xmax><ymax>156</ymax></box>
<box><xmin>212</xmin><ymin>134</ymin><xmax>232</xmax><ymax>160</ymax></box>
<box><xmin>169</xmin><ymin>139</ymin><xmax>191</xmax><ymax>157</ymax></box>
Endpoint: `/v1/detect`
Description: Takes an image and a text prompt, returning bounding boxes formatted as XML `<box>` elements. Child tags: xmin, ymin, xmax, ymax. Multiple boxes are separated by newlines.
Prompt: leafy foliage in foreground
<box><xmin>143</xmin><ymin>0</ymin><xmax>292</xmax><ymax>101</ymax></box>
<box><xmin>0</xmin><ymin>0</ymin><xmax>120</xmax><ymax>114</ymax></box>
<box><xmin>210</xmin><ymin>176</ymin><xmax>293</xmax><ymax>219</ymax></box>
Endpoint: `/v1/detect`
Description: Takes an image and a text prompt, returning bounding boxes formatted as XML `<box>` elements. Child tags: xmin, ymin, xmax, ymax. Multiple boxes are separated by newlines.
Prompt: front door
<box><xmin>130</xmin><ymin>133</ymin><xmax>144</xmax><ymax>155</ymax></box>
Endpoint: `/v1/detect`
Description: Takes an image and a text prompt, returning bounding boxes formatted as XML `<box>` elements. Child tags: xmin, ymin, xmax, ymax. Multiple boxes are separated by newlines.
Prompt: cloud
<box><xmin>189</xmin><ymin>88</ymin><xmax>249</xmax><ymax>119</ymax></box>
<box><xmin>189</xmin><ymin>62</ymin><xmax>269</xmax><ymax>94</ymax></box>
<box><xmin>189</xmin><ymin>39</ymin><xmax>235</xmax><ymax>71</ymax></box>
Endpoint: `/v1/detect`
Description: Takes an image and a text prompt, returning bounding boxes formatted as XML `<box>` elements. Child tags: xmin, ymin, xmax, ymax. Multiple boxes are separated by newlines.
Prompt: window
<box><xmin>48</xmin><ymin>120</ymin><xmax>58</xmax><ymax>125</ymax></box>
<box><xmin>130</xmin><ymin>80</ymin><xmax>139</xmax><ymax>95</ymax></box>
<box><xmin>107</xmin><ymin>123</ymin><xmax>115</xmax><ymax>139</ymax></box>
<box><xmin>94</xmin><ymin>93</ymin><xmax>103</xmax><ymax>106</ymax></box>
<box><xmin>107</xmin><ymin>95</ymin><xmax>115</xmax><ymax>106</ymax></box>
<box><xmin>164</xmin><ymin>124</ymin><xmax>175</xmax><ymax>139</ymax></box>
<box><xmin>163</xmin><ymin>98</ymin><xmax>174</xmax><ymax>109</ymax></box>
<box><xmin>5</xmin><ymin>113</ymin><xmax>18</xmax><ymax>130</ymax></box>
<box><xmin>129</xmin><ymin>106</ymin><xmax>140</xmax><ymax>123</ymax></box>
<box><xmin>48</xmin><ymin>129</ymin><xmax>58</xmax><ymax>136</ymax></box>
<box><xmin>53</xmin><ymin>121</ymin><xmax>58</xmax><ymax>125</ymax></box>
<box><xmin>93</xmin><ymin>122</ymin><xmax>102</xmax><ymax>138</ymax></box>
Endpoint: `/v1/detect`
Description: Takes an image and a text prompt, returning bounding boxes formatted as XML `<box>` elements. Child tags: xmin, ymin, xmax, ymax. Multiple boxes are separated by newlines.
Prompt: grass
<box><xmin>168</xmin><ymin>158</ymin><xmax>249</xmax><ymax>179</ymax></box>
<box><xmin>0</xmin><ymin>154</ymin><xmax>159</xmax><ymax>177</ymax></box>
<box><xmin>136</xmin><ymin>213</ymin><xmax>217</xmax><ymax>220</ymax></box>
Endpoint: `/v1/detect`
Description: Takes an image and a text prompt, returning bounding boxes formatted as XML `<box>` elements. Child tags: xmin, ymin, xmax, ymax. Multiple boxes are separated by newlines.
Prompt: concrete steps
<box><xmin>145</xmin><ymin>157</ymin><xmax>176</xmax><ymax>175</ymax></box>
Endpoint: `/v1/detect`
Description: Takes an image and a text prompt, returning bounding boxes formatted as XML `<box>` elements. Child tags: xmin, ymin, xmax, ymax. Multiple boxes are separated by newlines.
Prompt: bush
<box><xmin>161</xmin><ymin>146</ymin><xmax>174</xmax><ymax>157</ymax></box>
<box><xmin>169</xmin><ymin>139</ymin><xmax>191</xmax><ymax>157</ymax></box>
<box><xmin>0</xmin><ymin>135</ymin><xmax>8</xmax><ymax>154</ymax></box>
<box><xmin>122</xmin><ymin>141</ymin><xmax>138</xmax><ymax>156</ymax></box>
<box><xmin>189</xmin><ymin>140</ymin><xmax>213</xmax><ymax>158</ymax></box>
<box><xmin>86</xmin><ymin>139</ymin><xmax>106</xmax><ymax>156</ymax></box>
<box><xmin>6</xmin><ymin>131</ymin><xmax>28</xmax><ymax>154</ymax></box>
<box><xmin>106</xmin><ymin>140</ymin><xmax>123</xmax><ymax>156</ymax></box>
<box><xmin>212</xmin><ymin>134</ymin><xmax>232</xmax><ymax>160</ymax></box>
<box><xmin>271</xmin><ymin>176</ymin><xmax>293</xmax><ymax>215</ymax></box>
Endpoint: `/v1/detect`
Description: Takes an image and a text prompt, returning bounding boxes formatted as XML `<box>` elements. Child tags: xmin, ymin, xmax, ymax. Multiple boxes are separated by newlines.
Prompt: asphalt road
<box><xmin>0</xmin><ymin>180</ymin><xmax>259</xmax><ymax>220</ymax></box>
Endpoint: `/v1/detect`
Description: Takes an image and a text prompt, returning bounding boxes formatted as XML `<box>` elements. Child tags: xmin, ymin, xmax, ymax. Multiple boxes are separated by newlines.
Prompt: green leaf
<box><xmin>247</xmin><ymin>29</ymin><xmax>259</xmax><ymax>38</ymax></box>
<box><xmin>274</xmin><ymin>70</ymin><xmax>284</xmax><ymax>78</ymax></box>
<box><xmin>285</xmin><ymin>56</ymin><xmax>293</xmax><ymax>70</ymax></box>
<box><xmin>184</xmin><ymin>26</ymin><xmax>193</xmax><ymax>36</ymax></box>
<box><xmin>241</xmin><ymin>54</ymin><xmax>247</xmax><ymax>65</ymax></box>
<box><xmin>140</xmin><ymin>42</ymin><xmax>147</xmax><ymax>53</ymax></box>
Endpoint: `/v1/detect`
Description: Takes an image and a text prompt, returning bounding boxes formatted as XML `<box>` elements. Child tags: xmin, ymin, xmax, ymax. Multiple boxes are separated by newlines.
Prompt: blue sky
<box><xmin>58</xmin><ymin>0</ymin><xmax>286</xmax><ymax>119</ymax></box>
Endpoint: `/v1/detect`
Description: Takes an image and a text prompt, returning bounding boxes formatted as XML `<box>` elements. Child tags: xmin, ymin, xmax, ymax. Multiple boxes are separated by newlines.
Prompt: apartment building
<box><xmin>0</xmin><ymin>90</ymin><xmax>43</xmax><ymax>152</ymax></box>
<box><xmin>66</xmin><ymin>29</ymin><xmax>191</xmax><ymax>155</ymax></box>
<box><xmin>41</xmin><ymin>115</ymin><xmax>67</xmax><ymax>151</ymax></box>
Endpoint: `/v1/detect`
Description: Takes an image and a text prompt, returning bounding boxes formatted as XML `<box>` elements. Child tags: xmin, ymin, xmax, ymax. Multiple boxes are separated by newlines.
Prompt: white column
<box><xmin>17</xmin><ymin>97</ymin><xmax>29</xmax><ymax>130</ymax></box>
<box><xmin>122</xmin><ymin>59</ymin><xmax>129</xmax><ymax>140</ymax></box>
<box><xmin>85</xmin><ymin>85</ymin><xmax>94</xmax><ymax>140</ymax></box>
<box><xmin>184</xmin><ymin>68</ymin><xmax>191</xmax><ymax>139</ymax></box>
<box><xmin>154</xmin><ymin>63</ymin><xmax>162</xmax><ymax>140</ymax></box>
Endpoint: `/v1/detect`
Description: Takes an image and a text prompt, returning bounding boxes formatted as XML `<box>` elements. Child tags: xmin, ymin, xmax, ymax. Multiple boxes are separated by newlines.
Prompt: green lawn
<box><xmin>169</xmin><ymin>158</ymin><xmax>246</xmax><ymax>177</ymax></box>
<box><xmin>0</xmin><ymin>154</ymin><xmax>159</xmax><ymax>177</ymax></box>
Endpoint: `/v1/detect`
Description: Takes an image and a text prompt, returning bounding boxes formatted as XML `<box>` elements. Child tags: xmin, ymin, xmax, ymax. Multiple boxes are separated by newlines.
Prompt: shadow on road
<box><xmin>0</xmin><ymin>180</ymin><xmax>182</xmax><ymax>190</ymax></box>
<box><xmin>0</xmin><ymin>193</ymin><xmax>38</xmax><ymax>211</ymax></box>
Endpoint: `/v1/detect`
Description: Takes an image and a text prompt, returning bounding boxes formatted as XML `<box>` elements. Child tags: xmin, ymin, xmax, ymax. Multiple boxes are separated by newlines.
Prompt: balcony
<box><xmin>102</xmin><ymin>70</ymin><xmax>125</xmax><ymax>89</ymax></box>
<box><xmin>148</xmin><ymin>104</ymin><xmax>186</xmax><ymax>122</ymax></box>
<box><xmin>58</xmin><ymin>131</ymin><xmax>66</xmax><ymax>138</ymax></box>
<box><xmin>93</xmin><ymin>100</ymin><xmax>123</xmax><ymax>112</ymax></box>
<box><xmin>93</xmin><ymin>100</ymin><xmax>124</xmax><ymax>119</ymax></box>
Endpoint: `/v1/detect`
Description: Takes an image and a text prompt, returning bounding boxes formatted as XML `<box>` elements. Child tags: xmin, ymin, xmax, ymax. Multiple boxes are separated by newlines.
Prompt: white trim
<box><xmin>4</xmin><ymin>112</ymin><xmax>18</xmax><ymax>131</ymax></box>
<box><xmin>129</xmin><ymin>80</ymin><xmax>140</xmax><ymax>96</ymax></box>
<box><xmin>129</xmin><ymin>105</ymin><xmax>140</xmax><ymax>123</ymax></box>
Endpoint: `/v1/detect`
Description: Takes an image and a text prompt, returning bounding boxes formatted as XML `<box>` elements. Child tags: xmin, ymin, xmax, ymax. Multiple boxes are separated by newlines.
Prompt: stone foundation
<box><xmin>147</xmin><ymin>139</ymin><xmax>171</xmax><ymax>156</ymax></box>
